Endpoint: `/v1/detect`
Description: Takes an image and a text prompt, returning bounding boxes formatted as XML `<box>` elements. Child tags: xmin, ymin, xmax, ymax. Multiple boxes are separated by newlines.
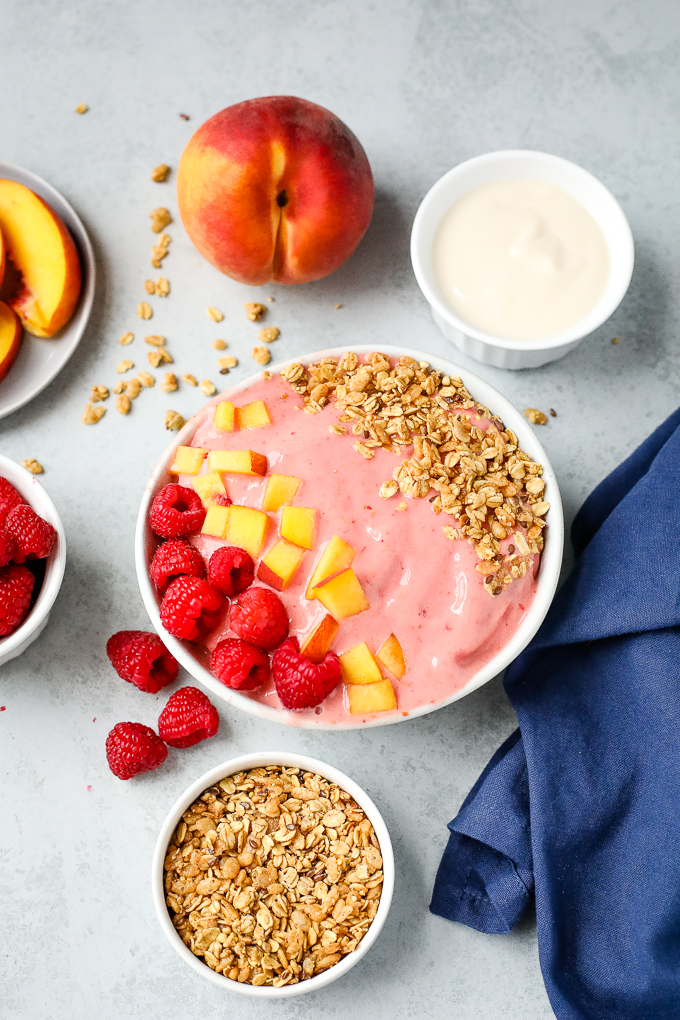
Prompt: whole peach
<box><xmin>177</xmin><ymin>96</ymin><xmax>374</xmax><ymax>285</ymax></box>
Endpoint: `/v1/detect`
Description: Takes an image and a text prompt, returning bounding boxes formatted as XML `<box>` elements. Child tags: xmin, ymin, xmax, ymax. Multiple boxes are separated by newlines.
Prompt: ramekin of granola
<box><xmin>152</xmin><ymin>753</ymin><xmax>394</xmax><ymax>996</ymax></box>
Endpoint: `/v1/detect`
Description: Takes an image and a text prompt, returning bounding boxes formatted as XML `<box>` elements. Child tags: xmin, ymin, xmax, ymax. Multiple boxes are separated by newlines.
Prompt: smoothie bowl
<box><xmin>136</xmin><ymin>345</ymin><xmax>563</xmax><ymax>729</ymax></box>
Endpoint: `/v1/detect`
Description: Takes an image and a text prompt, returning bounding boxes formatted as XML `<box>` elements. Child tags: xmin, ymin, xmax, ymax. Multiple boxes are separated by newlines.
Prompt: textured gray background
<box><xmin>1</xmin><ymin>1</ymin><xmax>679</xmax><ymax>1017</ymax></box>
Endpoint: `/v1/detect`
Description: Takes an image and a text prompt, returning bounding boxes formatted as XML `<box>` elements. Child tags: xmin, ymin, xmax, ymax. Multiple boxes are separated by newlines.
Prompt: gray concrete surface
<box><xmin>2</xmin><ymin>1</ymin><xmax>679</xmax><ymax>1016</ymax></box>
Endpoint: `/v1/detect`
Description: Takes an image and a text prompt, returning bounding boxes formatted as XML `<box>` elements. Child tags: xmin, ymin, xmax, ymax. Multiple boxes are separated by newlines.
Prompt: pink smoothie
<box><xmin>167</xmin><ymin>370</ymin><xmax>539</xmax><ymax>725</ymax></box>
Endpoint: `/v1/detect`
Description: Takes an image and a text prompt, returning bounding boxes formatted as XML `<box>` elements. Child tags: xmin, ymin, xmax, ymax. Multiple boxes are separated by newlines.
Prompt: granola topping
<box><xmin>21</xmin><ymin>459</ymin><xmax>43</xmax><ymax>475</ymax></box>
<box><xmin>150</xmin><ymin>207</ymin><xmax>172</xmax><ymax>233</ymax></box>
<box><xmin>245</xmin><ymin>302</ymin><xmax>266</xmax><ymax>322</ymax></box>
<box><xmin>253</xmin><ymin>346</ymin><xmax>271</xmax><ymax>366</ymax></box>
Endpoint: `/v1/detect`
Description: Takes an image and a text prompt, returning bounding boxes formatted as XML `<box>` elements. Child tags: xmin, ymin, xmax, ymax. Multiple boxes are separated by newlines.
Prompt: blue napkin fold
<box><xmin>431</xmin><ymin>408</ymin><xmax>680</xmax><ymax>1020</ymax></box>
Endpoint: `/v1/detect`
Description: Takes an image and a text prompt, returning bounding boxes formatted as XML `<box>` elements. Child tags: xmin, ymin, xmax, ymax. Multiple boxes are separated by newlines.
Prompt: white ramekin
<box><xmin>0</xmin><ymin>455</ymin><xmax>66</xmax><ymax>666</ymax></box>
<box><xmin>152</xmin><ymin>752</ymin><xmax>395</xmax><ymax>998</ymax></box>
<box><xmin>135</xmin><ymin>344</ymin><xmax>563</xmax><ymax>729</ymax></box>
<box><xmin>410</xmin><ymin>150</ymin><xmax>634</xmax><ymax>370</ymax></box>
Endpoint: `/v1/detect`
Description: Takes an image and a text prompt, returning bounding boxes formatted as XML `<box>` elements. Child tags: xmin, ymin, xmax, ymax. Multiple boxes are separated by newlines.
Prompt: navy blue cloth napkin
<box><xmin>431</xmin><ymin>408</ymin><xmax>680</xmax><ymax>1020</ymax></box>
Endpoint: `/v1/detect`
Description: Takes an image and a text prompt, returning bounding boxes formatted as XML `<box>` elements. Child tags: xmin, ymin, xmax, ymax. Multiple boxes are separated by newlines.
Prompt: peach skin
<box><xmin>0</xmin><ymin>300</ymin><xmax>22</xmax><ymax>383</ymax></box>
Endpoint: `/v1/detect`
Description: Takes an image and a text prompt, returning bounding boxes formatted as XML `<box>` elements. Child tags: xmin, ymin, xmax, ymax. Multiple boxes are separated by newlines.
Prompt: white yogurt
<box><xmin>432</xmin><ymin>179</ymin><xmax>610</xmax><ymax>340</ymax></box>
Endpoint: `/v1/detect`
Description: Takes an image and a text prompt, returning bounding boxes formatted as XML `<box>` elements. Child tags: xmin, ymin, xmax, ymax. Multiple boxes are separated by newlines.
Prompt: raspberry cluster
<box><xmin>0</xmin><ymin>476</ymin><xmax>57</xmax><ymax>638</ymax></box>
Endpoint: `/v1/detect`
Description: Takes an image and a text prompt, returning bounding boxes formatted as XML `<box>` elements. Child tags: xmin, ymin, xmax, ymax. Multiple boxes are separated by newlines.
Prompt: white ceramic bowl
<box><xmin>135</xmin><ymin>344</ymin><xmax>564</xmax><ymax>728</ymax></box>
<box><xmin>0</xmin><ymin>160</ymin><xmax>95</xmax><ymax>419</ymax></box>
<box><xmin>410</xmin><ymin>150</ymin><xmax>634</xmax><ymax>370</ymax></box>
<box><xmin>152</xmin><ymin>752</ymin><xmax>395</xmax><ymax>998</ymax></box>
<box><xmin>0</xmin><ymin>455</ymin><xmax>67</xmax><ymax>666</ymax></box>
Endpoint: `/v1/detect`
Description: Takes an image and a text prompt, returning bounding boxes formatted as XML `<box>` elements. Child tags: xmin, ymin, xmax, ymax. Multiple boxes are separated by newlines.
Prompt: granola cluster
<box><xmin>165</xmin><ymin>766</ymin><xmax>384</xmax><ymax>988</ymax></box>
<box><xmin>280</xmin><ymin>352</ymin><xmax>549</xmax><ymax>596</ymax></box>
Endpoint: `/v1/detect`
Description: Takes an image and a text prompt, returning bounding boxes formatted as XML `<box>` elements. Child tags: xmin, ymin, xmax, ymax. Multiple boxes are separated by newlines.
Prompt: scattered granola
<box><xmin>156</xmin><ymin>277</ymin><xmax>170</xmax><ymax>296</ymax></box>
<box><xmin>164</xmin><ymin>765</ymin><xmax>384</xmax><ymax>987</ymax></box>
<box><xmin>259</xmin><ymin>327</ymin><xmax>279</xmax><ymax>343</ymax></box>
<box><xmin>126</xmin><ymin>378</ymin><xmax>142</xmax><ymax>399</ymax></box>
<box><xmin>151</xmin><ymin>164</ymin><xmax>170</xmax><ymax>182</ymax></box>
<box><xmin>137</xmin><ymin>371</ymin><xmax>155</xmax><ymax>388</ymax></box>
<box><xmin>379</xmin><ymin>480</ymin><xmax>398</xmax><ymax>499</ymax></box>
<box><xmin>90</xmin><ymin>385</ymin><xmax>109</xmax><ymax>403</ymax></box>
<box><xmin>201</xmin><ymin>379</ymin><xmax>217</xmax><ymax>396</ymax></box>
<box><xmin>150</xmin><ymin>207</ymin><xmax>172</xmax><ymax>233</ymax></box>
<box><xmin>145</xmin><ymin>334</ymin><xmax>165</xmax><ymax>346</ymax></box>
<box><xmin>151</xmin><ymin>234</ymin><xmax>171</xmax><ymax>269</ymax></box>
<box><xmin>116</xmin><ymin>360</ymin><xmax>134</xmax><ymax>373</ymax></box>
<box><xmin>612</xmin><ymin>337</ymin><xmax>620</xmax><ymax>345</ymax></box>
<box><xmin>207</xmin><ymin>306</ymin><xmax>224</xmax><ymax>322</ymax></box>
<box><xmin>161</xmin><ymin>373</ymin><xmax>178</xmax><ymax>393</ymax></box>
<box><xmin>148</xmin><ymin>348</ymin><xmax>173</xmax><ymax>368</ymax></box>
<box><xmin>119</xmin><ymin>332</ymin><xmax>134</xmax><ymax>346</ymax></box>
<box><xmin>182</xmin><ymin>373</ymin><xmax>198</xmax><ymax>387</ymax></box>
<box><xmin>137</xmin><ymin>302</ymin><xmax>153</xmax><ymax>320</ymax></box>
<box><xmin>165</xmin><ymin>410</ymin><xmax>185</xmax><ymax>431</ymax></box>
<box><xmin>116</xmin><ymin>394</ymin><xmax>132</xmax><ymax>415</ymax></box>
<box><xmin>21</xmin><ymin>459</ymin><xmax>43</xmax><ymax>475</ymax></box>
<box><xmin>75</xmin><ymin>103</ymin><xmax>88</xmax><ymax>114</ymax></box>
<box><xmin>253</xmin><ymin>346</ymin><xmax>271</xmax><ymax>366</ymax></box>
<box><xmin>213</xmin><ymin>339</ymin><xmax>227</xmax><ymax>350</ymax></box>
<box><xmin>523</xmin><ymin>408</ymin><xmax>547</xmax><ymax>426</ymax></box>
<box><xmin>245</xmin><ymin>302</ymin><xmax>266</xmax><ymax>322</ymax></box>
<box><xmin>218</xmin><ymin>356</ymin><xmax>238</xmax><ymax>370</ymax></box>
<box><xmin>113</xmin><ymin>381</ymin><xmax>126</xmax><ymax>395</ymax></box>
<box><xmin>82</xmin><ymin>403</ymin><xmax>105</xmax><ymax>424</ymax></box>
<box><xmin>550</xmin><ymin>408</ymin><xmax>557</xmax><ymax>418</ymax></box>
<box><xmin>144</xmin><ymin>279</ymin><xmax>156</xmax><ymax>295</ymax></box>
<box><xmin>179</xmin><ymin>113</ymin><xmax>190</xmax><ymax>121</ymax></box>
<box><xmin>396</xmin><ymin>501</ymin><xmax>407</xmax><ymax>511</ymax></box>
<box><xmin>334</xmin><ymin>304</ymin><xmax>342</xmax><ymax>310</ymax></box>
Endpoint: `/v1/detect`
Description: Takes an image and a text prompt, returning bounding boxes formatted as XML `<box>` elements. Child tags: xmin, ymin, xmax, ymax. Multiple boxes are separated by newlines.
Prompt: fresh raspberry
<box><xmin>158</xmin><ymin>686</ymin><xmax>219</xmax><ymax>747</ymax></box>
<box><xmin>211</xmin><ymin>493</ymin><xmax>232</xmax><ymax>507</ymax></box>
<box><xmin>5</xmin><ymin>504</ymin><xmax>56</xmax><ymax>563</ymax></box>
<box><xmin>150</xmin><ymin>539</ymin><xmax>205</xmax><ymax>591</ymax></box>
<box><xmin>272</xmin><ymin>637</ymin><xmax>341</xmax><ymax>710</ymax></box>
<box><xmin>106</xmin><ymin>630</ymin><xmax>179</xmax><ymax>694</ymax></box>
<box><xmin>160</xmin><ymin>576</ymin><xmax>224</xmax><ymax>642</ymax></box>
<box><xmin>211</xmin><ymin>637</ymin><xmax>269</xmax><ymax>690</ymax></box>
<box><xmin>149</xmin><ymin>483</ymin><xmax>206</xmax><ymax>539</ymax></box>
<box><xmin>105</xmin><ymin>721</ymin><xmax>168</xmax><ymax>780</ymax></box>
<box><xmin>0</xmin><ymin>477</ymin><xmax>27</xmax><ymax>526</ymax></box>
<box><xmin>0</xmin><ymin>528</ymin><xmax>16</xmax><ymax>567</ymax></box>
<box><xmin>0</xmin><ymin>564</ymin><xmax>35</xmax><ymax>637</ymax></box>
<box><xmin>230</xmin><ymin>586</ymin><xmax>289</xmax><ymax>650</ymax></box>
<box><xmin>208</xmin><ymin>546</ymin><xmax>254</xmax><ymax>597</ymax></box>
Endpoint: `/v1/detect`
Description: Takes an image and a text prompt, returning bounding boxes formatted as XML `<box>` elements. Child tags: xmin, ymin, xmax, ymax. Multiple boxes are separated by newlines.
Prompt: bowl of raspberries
<box><xmin>0</xmin><ymin>454</ymin><xmax>65</xmax><ymax>666</ymax></box>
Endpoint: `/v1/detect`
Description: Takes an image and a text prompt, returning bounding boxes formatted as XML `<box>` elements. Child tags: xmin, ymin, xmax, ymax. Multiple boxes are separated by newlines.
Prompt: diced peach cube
<box><xmin>312</xmin><ymin>568</ymin><xmax>369</xmax><ymax>620</ymax></box>
<box><xmin>280</xmin><ymin>506</ymin><xmax>316</xmax><ymax>550</ymax></box>
<box><xmin>262</xmin><ymin>474</ymin><xmax>301</xmax><ymax>512</ymax></box>
<box><xmin>300</xmin><ymin>614</ymin><xmax>340</xmax><ymax>664</ymax></box>
<box><xmin>169</xmin><ymin>445</ymin><xmax>207</xmax><ymax>476</ymax></box>
<box><xmin>347</xmin><ymin>679</ymin><xmax>397</xmax><ymax>715</ymax></box>
<box><xmin>214</xmin><ymin>401</ymin><xmax>235</xmax><ymax>431</ymax></box>
<box><xmin>192</xmin><ymin>470</ymin><xmax>228</xmax><ymax>507</ymax></box>
<box><xmin>376</xmin><ymin>633</ymin><xmax>406</xmax><ymax>679</ymax></box>
<box><xmin>305</xmin><ymin>535</ymin><xmax>355</xmax><ymax>599</ymax></box>
<box><xmin>207</xmin><ymin>449</ymin><xmax>267</xmax><ymax>476</ymax></box>
<box><xmin>201</xmin><ymin>504</ymin><xmax>230</xmax><ymax>538</ymax></box>
<box><xmin>339</xmin><ymin>642</ymin><xmax>383</xmax><ymax>685</ymax></box>
<box><xmin>236</xmin><ymin>400</ymin><xmax>271</xmax><ymax>430</ymax></box>
<box><xmin>257</xmin><ymin>539</ymin><xmax>305</xmax><ymax>591</ymax></box>
<box><xmin>226</xmin><ymin>505</ymin><xmax>269</xmax><ymax>558</ymax></box>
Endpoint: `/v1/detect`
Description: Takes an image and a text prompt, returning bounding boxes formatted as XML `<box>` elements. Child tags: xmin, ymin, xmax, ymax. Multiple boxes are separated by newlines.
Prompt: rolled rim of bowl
<box><xmin>135</xmin><ymin>344</ymin><xmax>564</xmax><ymax>730</ymax></box>
<box><xmin>410</xmin><ymin>149</ymin><xmax>635</xmax><ymax>352</ymax></box>
<box><xmin>151</xmin><ymin>751</ymin><xmax>395</xmax><ymax>997</ymax></box>
<box><xmin>0</xmin><ymin>454</ymin><xmax>67</xmax><ymax>660</ymax></box>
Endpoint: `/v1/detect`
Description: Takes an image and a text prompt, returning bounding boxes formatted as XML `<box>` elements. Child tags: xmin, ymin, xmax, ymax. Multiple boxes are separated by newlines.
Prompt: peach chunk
<box><xmin>339</xmin><ymin>642</ymin><xmax>382</xmax><ymax>685</ymax></box>
<box><xmin>0</xmin><ymin>179</ymin><xmax>82</xmax><ymax>337</ymax></box>
<box><xmin>280</xmin><ymin>506</ymin><xmax>316</xmax><ymax>550</ymax></box>
<box><xmin>347</xmin><ymin>679</ymin><xmax>397</xmax><ymax>715</ymax></box>
<box><xmin>0</xmin><ymin>300</ymin><xmax>22</xmax><ymax>383</ymax></box>
<box><xmin>0</xmin><ymin>225</ymin><xmax>5</xmax><ymax>286</ymax></box>
<box><xmin>214</xmin><ymin>401</ymin><xmax>235</xmax><ymax>431</ymax></box>
<box><xmin>236</xmin><ymin>400</ymin><xmax>271</xmax><ymax>430</ymax></box>
<box><xmin>207</xmin><ymin>449</ymin><xmax>267</xmax><ymax>475</ymax></box>
<box><xmin>169</xmin><ymin>445</ymin><xmax>207</xmax><ymax>476</ymax></box>
<box><xmin>300</xmin><ymin>613</ymin><xmax>340</xmax><ymax>664</ymax></box>
<box><xmin>262</xmin><ymin>473</ymin><xmax>301</xmax><ymax>512</ymax></box>
<box><xmin>376</xmin><ymin>633</ymin><xmax>406</xmax><ymax>680</ymax></box>
<box><xmin>257</xmin><ymin>538</ymin><xmax>305</xmax><ymax>591</ymax></box>
<box><xmin>201</xmin><ymin>504</ymin><xmax>230</xmax><ymax>538</ymax></box>
<box><xmin>192</xmin><ymin>470</ymin><xmax>228</xmax><ymax>507</ymax></box>
<box><xmin>226</xmin><ymin>505</ymin><xmax>269</xmax><ymax>558</ymax></box>
<box><xmin>305</xmin><ymin>535</ymin><xmax>356</xmax><ymax>599</ymax></box>
<box><xmin>312</xmin><ymin>568</ymin><xmax>369</xmax><ymax>621</ymax></box>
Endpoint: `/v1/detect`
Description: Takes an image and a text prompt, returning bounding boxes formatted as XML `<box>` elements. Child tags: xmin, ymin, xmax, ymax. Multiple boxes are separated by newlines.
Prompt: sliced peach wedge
<box><xmin>300</xmin><ymin>613</ymin><xmax>340</xmax><ymax>664</ymax></box>
<box><xmin>193</xmin><ymin>470</ymin><xmax>228</xmax><ymax>507</ymax></box>
<box><xmin>347</xmin><ymin>679</ymin><xmax>397</xmax><ymax>715</ymax></box>
<box><xmin>214</xmin><ymin>401</ymin><xmax>235</xmax><ymax>431</ymax></box>
<box><xmin>0</xmin><ymin>300</ymin><xmax>22</xmax><ymax>383</ymax></box>
<box><xmin>340</xmin><ymin>642</ymin><xmax>382</xmax><ymax>685</ymax></box>
<box><xmin>236</xmin><ymin>400</ymin><xmax>271</xmax><ymax>430</ymax></box>
<box><xmin>0</xmin><ymin>179</ymin><xmax>81</xmax><ymax>337</ymax></box>
<box><xmin>226</xmin><ymin>505</ymin><xmax>269</xmax><ymax>558</ymax></box>
<box><xmin>169</xmin><ymin>446</ymin><xmax>207</xmax><ymax>476</ymax></box>
<box><xmin>207</xmin><ymin>449</ymin><xmax>267</xmax><ymax>476</ymax></box>
<box><xmin>257</xmin><ymin>538</ymin><xmax>305</xmax><ymax>591</ymax></box>
<box><xmin>312</xmin><ymin>567</ymin><xmax>369</xmax><ymax>620</ymax></box>
<box><xmin>280</xmin><ymin>506</ymin><xmax>316</xmax><ymax>550</ymax></box>
<box><xmin>377</xmin><ymin>633</ymin><xmax>406</xmax><ymax>679</ymax></box>
<box><xmin>262</xmin><ymin>474</ymin><xmax>301</xmax><ymax>512</ymax></box>
<box><xmin>305</xmin><ymin>535</ymin><xmax>355</xmax><ymax>599</ymax></box>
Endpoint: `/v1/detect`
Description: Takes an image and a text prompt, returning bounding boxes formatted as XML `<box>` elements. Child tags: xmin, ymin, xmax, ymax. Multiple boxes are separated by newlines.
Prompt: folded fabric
<box><xmin>431</xmin><ymin>408</ymin><xmax>680</xmax><ymax>1020</ymax></box>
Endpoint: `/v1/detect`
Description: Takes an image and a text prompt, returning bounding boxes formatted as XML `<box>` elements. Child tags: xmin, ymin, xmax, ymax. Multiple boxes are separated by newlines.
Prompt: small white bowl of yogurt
<box><xmin>411</xmin><ymin>150</ymin><xmax>634</xmax><ymax>370</ymax></box>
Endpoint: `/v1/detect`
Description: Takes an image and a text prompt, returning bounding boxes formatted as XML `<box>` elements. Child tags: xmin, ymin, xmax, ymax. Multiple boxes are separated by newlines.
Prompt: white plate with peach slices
<box><xmin>0</xmin><ymin>160</ymin><xmax>94</xmax><ymax>419</ymax></box>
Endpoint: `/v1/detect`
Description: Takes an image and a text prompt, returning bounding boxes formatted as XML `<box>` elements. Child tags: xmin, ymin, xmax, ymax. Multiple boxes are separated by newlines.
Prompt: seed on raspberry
<box><xmin>106</xmin><ymin>630</ymin><xmax>179</xmax><ymax>694</ymax></box>
<box><xmin>158</xmin><ymin>686</ymin><xmax>219</xmax><ymax>747</ymax></box>
<box><xmin>211</xmin><ymin>637</ymin><xmax>270</xmax><ymax>690</ymax></box>
<box><xmin>160</xmin><ymin>576</ymin><xmax>224</xmax><ymax>642</ymax></box>
<box><xmin>149</xmin><ymin>483</ymin><xmax>206</xmax><ymax>539</ymax></box>
<box><xmin>5</xmin><ymin>504</ymin><xmax>56</xmax><ymax>562</ymax></box>
<box><xmin>150</xmin><ymin>539</ymin><xmax>205</xmax><ymax>591</ymax></box>
<box><xmin>0</xmin><ymin>527</ymin><xmax>16</xmax><ymax>568</ymax></box>
<box><xmin>0</xmin><ymin>477</ymin><xmax>27</xmax><ymax>526</ymax></box>
<box><xmin>0</xmin><ymin>564</ymin><xmax>35</xmax><ymax>637</ymax></box>
<box><xmin>230</xmin><ymin>586</ymin><xmax>289</xmax><ymax>650</ymax></box>
<box><xmin>208</xmin><ymin>546</ymin><xmax>254</xmax><ymax>597</ymax></box>
<box><xmin>272</xmin><ymin>636</ymin><xmax>341</xmax><ymax>710</ymax></box>
<box><xmin>105</xmin><ymin>721</ymin><xmax>168</xmax><ymax>780</ymax></box>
